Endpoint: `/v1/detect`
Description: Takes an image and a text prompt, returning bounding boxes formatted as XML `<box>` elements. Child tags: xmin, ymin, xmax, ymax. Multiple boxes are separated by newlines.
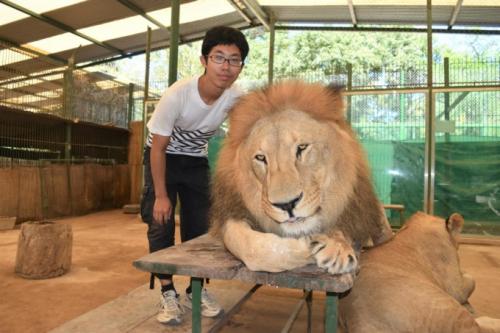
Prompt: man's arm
<box><xmin>150</xmin><ymin>134</ymin><xmax>171</xmax><ymax>224</ymax></box>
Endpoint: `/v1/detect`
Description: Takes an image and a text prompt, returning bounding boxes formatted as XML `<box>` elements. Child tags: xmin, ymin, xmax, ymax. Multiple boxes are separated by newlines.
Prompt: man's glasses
<box><xmin>208</xmin><ymin>55</ymin><xmax>243</xmax><ymax>67</ymax></box>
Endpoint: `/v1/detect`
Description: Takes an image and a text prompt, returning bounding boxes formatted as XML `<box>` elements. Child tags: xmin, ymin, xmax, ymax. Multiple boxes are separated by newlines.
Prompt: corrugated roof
<box><xmin>0</xmin><ymin>0</ymin><xmax>498</xmax><ymax>76</ymax></box>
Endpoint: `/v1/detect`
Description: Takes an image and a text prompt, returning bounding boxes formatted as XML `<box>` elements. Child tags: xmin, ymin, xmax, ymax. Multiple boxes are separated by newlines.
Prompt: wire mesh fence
<box><xmin>278</xmin><ymin>59</ymin><xmax>500</xmax><ymax>229</ymax></box>
<box><xmin>71</xmin><ymin>70</ymin><xmax>130</xmax><ymax>128</ymax></box>
<box><xmin>0</xmin><ymin>40</ymin><xmax>65</xmax><ymax>112</ymax></box>
<box><xmin>435</xmin><ymin>58</ymin><xmax>500</xmax><ymax>87</ymax></box>
<box><xmin>278</xmin><ymin>58</ymin><xmax>500</xmax><ymax>90</ymax></box>
<box><xmin>0</xmin><ymin>107</ymin><xmax>129</xmax><ymax>168</ymax></box>
<box><xmin>350</xmin><ymin>90</ymin><xmax>499</xmax><ymax>227</ymax></box>
<box><xmin>0</xmin><ymin>40</ymin><xmax>135</xmax><ymax>127</ymax></box>
<box><xmin>0</xmin><ymin>41</ymin><xmax>136</xmax><ymax>167</ymax></box>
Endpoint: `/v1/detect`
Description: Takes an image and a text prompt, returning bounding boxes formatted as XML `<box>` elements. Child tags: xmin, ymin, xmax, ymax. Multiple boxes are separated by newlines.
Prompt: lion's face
<box><xmin>235</xmin><ymin>108</ymin><xmax>358</xmax><ymax>237</ymax></box>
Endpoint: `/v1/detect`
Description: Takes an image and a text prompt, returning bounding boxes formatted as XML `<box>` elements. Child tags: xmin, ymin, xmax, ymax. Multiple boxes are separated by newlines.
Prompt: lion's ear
<box><xmin>324</xmin><ymin>84</ymin><xmax>346</xmax><ymax>120</ymax></box>
<box><xmin>326</xmin><ymin>84</ymin><xmax>344</xmax><ymax>94</ymax></box>
<box><xmin>446</xmin><ymin>213</ymin><xmax>464</xmax><ymax>239</ymax></box>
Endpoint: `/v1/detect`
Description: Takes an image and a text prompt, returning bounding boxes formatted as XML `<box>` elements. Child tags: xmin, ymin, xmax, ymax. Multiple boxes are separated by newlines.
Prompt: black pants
<box><xmin>140</xmin><ymin>147</ymin><xmax>210</xmax><ymax>281</ymax></box>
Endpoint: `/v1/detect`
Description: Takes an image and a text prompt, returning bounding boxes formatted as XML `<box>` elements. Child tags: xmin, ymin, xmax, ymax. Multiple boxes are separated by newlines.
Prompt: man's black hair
<box><xmin>201</xmin><ymin>26</ymin><xmax>249</xmax><ymax>63</ymax></box>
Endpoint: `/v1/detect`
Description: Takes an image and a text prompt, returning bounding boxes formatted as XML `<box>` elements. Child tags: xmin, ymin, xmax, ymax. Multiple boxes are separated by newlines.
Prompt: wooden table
<box><xmin>133</xmin><ymin>234</ymin><xmax>352</xmax><ymax>333</ymax></box>
<box><xmin>383</xmin><ymin>204</ymin><xmax>405</xmax><ymax>227</ymax></box>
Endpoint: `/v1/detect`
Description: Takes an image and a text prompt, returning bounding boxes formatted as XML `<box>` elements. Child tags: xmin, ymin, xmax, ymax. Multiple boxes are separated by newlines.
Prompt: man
<box><xmin>140</xmin><ymin>26</ymin><xmax>249</xmax><ymax>325</ymax></box>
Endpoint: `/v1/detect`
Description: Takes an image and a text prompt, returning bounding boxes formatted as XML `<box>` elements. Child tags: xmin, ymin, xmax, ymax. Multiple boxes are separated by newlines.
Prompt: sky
<box><xmin>434</xmin><ymin>34</ymin><xmax>500</xmax><ymax>56</ymax></box>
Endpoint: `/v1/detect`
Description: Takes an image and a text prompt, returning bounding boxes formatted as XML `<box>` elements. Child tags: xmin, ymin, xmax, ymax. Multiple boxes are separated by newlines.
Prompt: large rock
<box><xmin>15</xmin><ymin>221</ymin><xmax>72</xmax><ymax>279</ymax></box>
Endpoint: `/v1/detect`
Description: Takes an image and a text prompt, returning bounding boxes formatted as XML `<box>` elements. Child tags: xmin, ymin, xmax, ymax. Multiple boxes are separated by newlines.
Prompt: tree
<box><xmin>240</xmin><ymin>30</ymin><xmax>429</xmax><ymax>81</ymax></box>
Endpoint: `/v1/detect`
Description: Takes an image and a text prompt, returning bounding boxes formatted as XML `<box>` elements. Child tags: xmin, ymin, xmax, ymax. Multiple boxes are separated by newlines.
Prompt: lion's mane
<box><xmin>209</xmin><ymin>81</ymin><xmax>390</xmax><ymax>245</ymax></box>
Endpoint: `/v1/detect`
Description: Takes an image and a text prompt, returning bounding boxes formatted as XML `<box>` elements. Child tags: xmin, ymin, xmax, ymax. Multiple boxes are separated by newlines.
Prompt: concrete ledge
<box><xmin>0</xmin><ymin>216</ymin><xmax>16</xmax><ymax>231</ymax></box>
<box><xmin>460</xmin><ymin>235</ymin><xmax>500</xmax><ymax>247</ymax></box>
<box><xmin>123</xmin><ymin>204</ymin><xmax>140</xmax><ymax>214</ymax></box>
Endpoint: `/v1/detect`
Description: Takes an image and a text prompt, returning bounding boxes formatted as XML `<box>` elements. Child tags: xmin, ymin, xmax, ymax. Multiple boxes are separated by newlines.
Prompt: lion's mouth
<box><xmin>283</xmin><ymin>217</ymin><xmax>305</xmax><ymax>224</ymax></box>
<box><xmin>279</xmin><ymin>207</ymin><xmax>321</xmax><ymax>224</ymax></box>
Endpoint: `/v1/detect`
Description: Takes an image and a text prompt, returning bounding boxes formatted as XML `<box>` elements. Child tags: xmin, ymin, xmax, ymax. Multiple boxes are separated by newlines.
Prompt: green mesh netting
<box><xmin>388</xmin><ymin>141</ymin><xmax>500</xmax><ymax>231</ymax></box>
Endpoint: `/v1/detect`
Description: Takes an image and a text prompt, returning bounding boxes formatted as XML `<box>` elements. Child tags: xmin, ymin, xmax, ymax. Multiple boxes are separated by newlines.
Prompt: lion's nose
<box><xmin>272</xmin><ymin>193</ymin><xmax>303</xmax><ymax>216</ymax></box>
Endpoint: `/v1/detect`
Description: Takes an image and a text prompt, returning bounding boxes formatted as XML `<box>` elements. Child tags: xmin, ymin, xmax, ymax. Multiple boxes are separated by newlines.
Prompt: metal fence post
<box><xmin>128</xmin><ymin>83</ymin><xmax>135</xmax><ymax>127</ymax></box>
<box><xmin>63</xmin><ymin>57</ymin><xmax>75</xmax><ymax>161</ymax></box>
<box><xmin>169</xmin><ymin>0</ymin><xmax>180</xmax><ymax>86</ymax></box>
<box><xmin>347</xmin><ymin>63</ymin><xmax>353</xmax><ymax>124</ymax></box>
<box><xmin>268</xmin><ymin>14</ymin><xmax>275</xmax><ymax>84</ymax></box>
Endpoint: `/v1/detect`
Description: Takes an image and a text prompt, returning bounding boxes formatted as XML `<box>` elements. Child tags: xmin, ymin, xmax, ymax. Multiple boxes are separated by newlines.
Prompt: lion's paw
<box><xmin>309</xmin><ymin>233</ymin><xmax>358</xmax><ymax>274</ymax></box>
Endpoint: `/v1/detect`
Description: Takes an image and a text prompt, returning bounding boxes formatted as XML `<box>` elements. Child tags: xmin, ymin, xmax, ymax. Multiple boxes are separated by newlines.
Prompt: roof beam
<box><xmin>75</xmin><ymin>25</ymin><xmax>257</xmax><ymax>69</ymax></box>
<box><xmin>226</xmin><ymin>0</ymin><xmax>253</xmax><ymax>25</ymax></box>
<box><xmin>116</xmin><ymin>0</ymin><xmax>184</xmax><ymax>43</ymax></box>
<box><xmin>116</xmin><ymin>0</ymin><xmax>169</xmax><ymax>31</ymax></box>
<box><xmin>241</xmin><ymin>0</ymin><xmax>270</xmax><ymax>30</ymax></box>
<box><xmin>0</xmin><ymin>70</ymin><xmax>64</xmax><ymax>87</ymax></box>
<box><xmin>448</xmin><ymin>0</ymin><xmax>464</xmax><ymax>30</ymax></box>
<box><xmin>347</xmin><ymin>0</ymin><xmax>358</xmax><ymax>27</ymax></box>
<box><xmin>277</xmin><ymin>25</ymin><xmax>500</xmax><ymax>35</ymax></box>
<box><xmin>0</xmin><ymin>0</ymin><xmax>126</xmax><ymax>56</ymax></box>
<box><xmin>0</xmin><ymin>37</ymin><xmax>67</xmax><ymax>86</ymax></box>
<box><xmin>0</xmin><ymin>36</ymin><xmax>66</xmax><ymax>66</ymax></box>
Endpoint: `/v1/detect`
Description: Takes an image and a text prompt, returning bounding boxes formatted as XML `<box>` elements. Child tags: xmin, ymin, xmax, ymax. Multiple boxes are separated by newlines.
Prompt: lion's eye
<box><xmin>255</xmin><ymin>154</ymin><xmax>267</xmax><ymax>164</ymax></box>
<box><xmin>296</xmin><ymin>144</ymin><xmax>309</xmax><ymax>159</ymax></box>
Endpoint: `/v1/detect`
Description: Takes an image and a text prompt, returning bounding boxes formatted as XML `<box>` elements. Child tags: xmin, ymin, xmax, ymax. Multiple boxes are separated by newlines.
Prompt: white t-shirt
<box><xmin>146</xmin><ymin>76</ymin><xmax>243</xmax><ymax>157</ymax></box>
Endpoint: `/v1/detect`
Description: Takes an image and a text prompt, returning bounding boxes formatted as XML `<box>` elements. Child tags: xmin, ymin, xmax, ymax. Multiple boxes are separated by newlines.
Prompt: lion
<box><xmin>338</xmin><ymin>212</ymin><xmax>500</xmax><ymax>333</ymax></box>
<box><xmin>209</xmin><ymin>81</ymin><xmax>392</xmax><ymax>282</ymax></box>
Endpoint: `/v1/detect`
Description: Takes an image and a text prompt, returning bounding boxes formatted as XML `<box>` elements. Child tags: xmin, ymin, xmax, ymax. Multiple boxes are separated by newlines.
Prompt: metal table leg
<box><xmin>306</xmin><ymin>290</ymin><xmax>312</xmax><ymax>333</ymax></box>
<box><xmin>325</xmin><ymin>292</ymin><xmax>337</xmax><ymax>333</ymax></box>
<box><xmin>192</xmin><ymin>277</ymin><xmax>202</xmax><ymax>333</ymax></box>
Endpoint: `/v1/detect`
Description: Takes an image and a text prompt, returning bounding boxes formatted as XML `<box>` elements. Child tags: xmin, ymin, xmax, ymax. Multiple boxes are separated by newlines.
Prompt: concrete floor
<box><xmin>1</xmin><ymin>210</ymin><xmax>499</xmax><ymax>332</ymax></box>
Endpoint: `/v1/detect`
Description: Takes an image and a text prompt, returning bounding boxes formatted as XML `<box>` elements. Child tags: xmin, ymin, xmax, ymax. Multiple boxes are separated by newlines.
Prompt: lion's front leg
<box><xmin>222</xmin><ymin>219</ymin><xmax>314</xmax><ymax>272</ymax></box>
<box><xmin>476</xmin><ymin>317</ymin><xmax>500</xmax><ymax>333</ymax></box>
<box><xmin>310</xmin><ymin>231</ymin><xmax>358</xmax><ymax>275</ymax></box>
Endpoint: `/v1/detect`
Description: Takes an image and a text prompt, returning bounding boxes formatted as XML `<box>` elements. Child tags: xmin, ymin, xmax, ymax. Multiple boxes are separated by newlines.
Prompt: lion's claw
<box><xmin>309</xmin><ymin>233</ymin><xmax>358</xmax><ymax>274</ymax></box>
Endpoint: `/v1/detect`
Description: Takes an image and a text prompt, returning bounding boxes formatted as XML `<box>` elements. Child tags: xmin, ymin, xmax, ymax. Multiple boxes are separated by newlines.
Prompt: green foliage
<box><xmin>241</xmin><ymin>29</ymin><xmax>429</xmax><ymax>81</ymax></box>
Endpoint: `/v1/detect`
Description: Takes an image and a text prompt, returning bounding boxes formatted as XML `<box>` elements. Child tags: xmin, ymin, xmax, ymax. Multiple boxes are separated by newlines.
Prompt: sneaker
<box><xmin>157</xmin><ymin>290</ymin><xmax>184</xmax><ymax>325</ymax></box>
<box><xmin>185</xmin><ymin>288</ymin><xmax>223</xmax><ymax>317</ymax></box>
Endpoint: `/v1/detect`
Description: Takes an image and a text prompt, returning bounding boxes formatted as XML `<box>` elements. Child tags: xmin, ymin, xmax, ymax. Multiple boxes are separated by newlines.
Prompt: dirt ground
<box><xmin>1</xmin><ymin>210</ymin><xmax>499</xmax><ymax>333</ymax></box>
<box><xmin>0</xmin><ymin>210</ymin><xmax>149</xmax><ymax>333</ymax></box>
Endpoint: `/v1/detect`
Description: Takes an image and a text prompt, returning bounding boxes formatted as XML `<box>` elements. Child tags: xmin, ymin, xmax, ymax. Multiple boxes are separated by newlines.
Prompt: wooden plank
<box><xmin>17</xmin><ymin>167</ymin><xmax>42</xmax><ymax>220</ymax></box>
<box><xmin>128</xmin><ymin>283</ymin><xmax>258</xmax><ymax>333</ymax></box>
<box><xmin>134</xmin><ymin>235</ymin><xmax>245</xmax><ymax>279</ymax></box>
<box><xmin>133</xmin><ymin>234</ymin><xmax>353</xmax><ymax>293</ymax></box>
<box><xmin>49</xmin><ymin>283</ymin><xmax>158</xmax><ymax>333</ymax></box>
<box><xmin>49</xmin><ymin>279</ymin><xmax>257</xmax><ymax>333</ymax></box>
<box><xmin>0</xmin><ymin>168</ymin><xmax>19</xmax><ymax>218</ymax></box>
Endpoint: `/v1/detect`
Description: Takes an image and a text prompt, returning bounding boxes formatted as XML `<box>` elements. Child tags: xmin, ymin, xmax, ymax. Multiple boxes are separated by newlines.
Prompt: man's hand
<box><xmin>150</xmin><ymin>133</ymin><xmax>171</xmax><ymax>224</ymax></box>
<box><xmin>153</xmin><ymin>196</ymin><xmax>172</xmax><ymax>224</ymax></box>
